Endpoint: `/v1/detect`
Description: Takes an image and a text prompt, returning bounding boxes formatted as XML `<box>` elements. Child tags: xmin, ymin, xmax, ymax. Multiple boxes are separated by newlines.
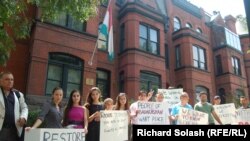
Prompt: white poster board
<box><xmin>178</xmin><ymin>107</ymin><xmax>208</xmax><ymax>125</ymax></box>
<box><xmin>24</xmin><ymin>128</ymin><xmax>85</xmax><ymax>141</ymax></box>
<box><xmin>100</xmin><ymin>110</ymin><xmax>128</xmax><ymax>141</ymax></box>
<box><xmin>158</xmin><ymin>88</ymin><xmax>183</xmax><ymax>108</ymax></box>
<box><xmin>236</xmin><ymin>109</ymin><xmax>250</xmax><ymax>125</ymax></box>
<box><xmin>137</xmin><ymin>102</ymin><xmax>169</xmax><ymax>125</ymax></box>
<box><xmin>213</xmin><ymin>103</ymin><xmax>236</xmax><ymax>125</ymax></box>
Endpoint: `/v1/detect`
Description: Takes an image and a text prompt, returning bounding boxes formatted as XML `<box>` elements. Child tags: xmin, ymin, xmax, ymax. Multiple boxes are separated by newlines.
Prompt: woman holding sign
<box><xmin>25</xmin><ymin>87</ymin><xmax>64</xmax><ymax>130</ymax></box>
<box><xmin>114</xmin><ymin>93</ymin><xmax>130</xmax><ymax>140</ymax></box>
<box><xmin>62</xmin><ymin>90</ymin><xmax>88</xmax><ymax>133</ymax></box>
<box><xmin>114</xmin><ymin>93</ymin><xmax>129</xmax><ymax>110</ymax></box>
<box><xmin>84</xmin><ymin>87</ymin><xmax>103</xmax><ymax>141</ymax></box>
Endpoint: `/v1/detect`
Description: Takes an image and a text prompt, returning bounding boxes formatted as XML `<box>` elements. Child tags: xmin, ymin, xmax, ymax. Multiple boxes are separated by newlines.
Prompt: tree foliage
<box><xmin>236</xmin><ymin>14</ymin><xmax>249</xmax><ymax>33</ymax></box>
<box><xmin>0</xmin><ymin>0</ymin><xmax>103</xmax><ymax>66</ymax></box>
<box><xmin>236</xmin><ymin>15</ymin><xmax>250</xmax><ymax>54</ymax></box>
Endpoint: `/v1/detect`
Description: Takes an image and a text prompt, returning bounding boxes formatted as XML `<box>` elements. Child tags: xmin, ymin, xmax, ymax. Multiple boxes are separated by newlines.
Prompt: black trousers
<box><xmin>0</xmin><ymin>128</ymin><xmax>19</xmax><ymax>141</ymax></box>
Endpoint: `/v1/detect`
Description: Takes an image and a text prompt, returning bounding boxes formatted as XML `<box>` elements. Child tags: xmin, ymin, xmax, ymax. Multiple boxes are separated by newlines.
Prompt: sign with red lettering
<box><xmin>236</xmin><ymin>109</ymin><xmax>250</xmax><ymax>125</ymax></box>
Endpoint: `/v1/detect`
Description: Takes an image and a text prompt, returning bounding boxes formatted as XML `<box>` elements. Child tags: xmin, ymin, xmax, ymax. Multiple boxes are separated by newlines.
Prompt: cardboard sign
<box><xmin>100</xmin><ymin>110</ymin><xmax>128</xmax><ymax>141</ymax></box>
<box><xmin>137</xmin><ymin>102</ymin><xmax>170</xmax><ymax>125</ymax></box>
<box><xmin>236</xmin><ymin>109</ymin><xmax>250</xmax><ymax>125</ymax></box>
<box><xmin>178</xmin><ymin>107</ymin><xmax>208</xmax><ymax>125</ymax></box>
<box><xmin>158</xmin><ymin>88</ymin><xmax>183</xmax><ymax>108</ymax></box>
<box><xmin>24</xmin><ymin>128</ymin><xmax>85</xmax><ymax>141</ymax></box>
<box><xmin>213</xmin><ymin>103</ymin><xmax>236</xmax><ymax>125</ymax></box>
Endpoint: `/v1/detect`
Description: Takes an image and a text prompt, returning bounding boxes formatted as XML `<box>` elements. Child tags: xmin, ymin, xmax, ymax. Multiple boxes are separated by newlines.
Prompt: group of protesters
<box><xmin>0</xmin><ymin>71</ymin><xmax>249</xmax><ymax>141</ymax></box>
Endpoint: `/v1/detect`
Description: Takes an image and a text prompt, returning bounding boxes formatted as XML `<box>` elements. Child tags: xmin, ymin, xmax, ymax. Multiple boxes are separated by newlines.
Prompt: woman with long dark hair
<box><xmin>84</xmin><ymin>87</ymin><xmax>103</xmax><ymax>141</ymax></box>
<box><xmin>62</xmin><ymin>89</ymin><xmax>88</xmax><ymax>133</ymax></box>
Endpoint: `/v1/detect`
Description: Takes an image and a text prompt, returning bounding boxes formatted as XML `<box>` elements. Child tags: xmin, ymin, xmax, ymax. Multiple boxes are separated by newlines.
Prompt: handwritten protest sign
<box><xmin>213</xmin><ymin>103</ymin><xmax>236</xmax><ymax>125</ymax></box>
<box><xmin>137</xmin><ymin>102</ymin><xmax>169</xmax><ymax>125</ymax></box>
<box><xmin>100</xmin><ymin>110</ymin><xmax>128</xmax><ymax>141</ymax></box>
<box><xmin>158</xmin><ymin>88</ymin><xmax>183</xmax><ymax>108</ymax></box>
<box><xmin>236</xmin><ymin>109</ymin><xmax>250</xmax><ymax>125</ymax></box>
<box><xmin>178</xmin><ymin>107</ymin><xmax>208</xmax><ymax>125</ymax></box>
<box><xmin>24</xmin><ymin>128</ymin><xmax>85</xmax><ymax>141</ymax></box>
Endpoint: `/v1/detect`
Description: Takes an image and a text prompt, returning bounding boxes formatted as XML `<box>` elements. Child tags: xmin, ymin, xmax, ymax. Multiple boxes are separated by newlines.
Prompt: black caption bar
<box><xmin>133</xmin><ymin>125</ymin><xmax>250</xmax><ymax>141</ymax></box>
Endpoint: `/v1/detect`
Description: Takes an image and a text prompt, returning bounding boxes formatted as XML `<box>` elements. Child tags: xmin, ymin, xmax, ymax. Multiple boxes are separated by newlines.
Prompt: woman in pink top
<box><xmin>63</xmin><ymin>90</ymin><xmax>88</xmax><ymax>133</ymax></box>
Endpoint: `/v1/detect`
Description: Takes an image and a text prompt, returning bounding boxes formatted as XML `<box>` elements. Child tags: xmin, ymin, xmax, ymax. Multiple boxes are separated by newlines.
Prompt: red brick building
<box><xmin>1</xmin><ymin>0</ymin><xmax>249</xmax><ymax>106</ymax></box>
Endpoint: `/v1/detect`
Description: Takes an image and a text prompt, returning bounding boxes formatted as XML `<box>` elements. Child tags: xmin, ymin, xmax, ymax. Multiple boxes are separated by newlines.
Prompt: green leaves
<box><xmin>0</xmin><ymin>0</ymin><xmax>102</xmax><ymax>66</ymax></box>
<box><xmin>0</xmin><ymin>0</ymin><xmax>29</xmax><ymax>66</ymax></box>
<box><xmin>29</xmin><ymin>0</ymin><xmax>101</xmax><ymax>22</ymax></box>
<box><xmin>236</xmin><ymin>14</ymin><xmax>249</xmax><ymax>34</ymax></box>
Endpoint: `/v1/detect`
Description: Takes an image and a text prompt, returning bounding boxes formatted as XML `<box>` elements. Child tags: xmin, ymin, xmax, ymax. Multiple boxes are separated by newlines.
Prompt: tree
<box><xmin>0</xmin><ymin>0</ymin><xmax>103</xmax><ymax>66</ymax></box>
<box><xmin>236</xmin><ymin>15</ymin><xmax>249</xmax><ymax>33</ymax></box>
<box><xmin>236</xmin><ymin>15</ymin><xmax>250</xmax><ymax>54</ymax></box>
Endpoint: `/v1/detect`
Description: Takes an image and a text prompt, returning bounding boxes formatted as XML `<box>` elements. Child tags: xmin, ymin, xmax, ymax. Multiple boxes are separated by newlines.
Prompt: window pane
<box><xmin>68</xmin><ymin>69</ymin><xmax>81</xmax><ymax>83</ymax></box>
<box><xmin>194</xmin><ymin>60</ymin><xmax>199</xmax><ymax>67</ymax></box>
<box><xmin>98</xmin><ymin>27</ymin><xmax>107</xmax><ymax>50</ymax></box>
<box><xmin>150</xmin><ymin>29</ymin><xmax>157</xmax><ymax>42</ymax></box>
<box><xmin>196</xmin><ymin>28</ymin><xmax>202</xmax><ymax>33</ymax></box>
<box><xmin>47</xmin><ymin>53</ymin><xmax>83</xmax><ymax>98</ymax></box>
<box><xmin>174</xmin><ymin>17</ymin><xmax>181</xmax><ymax>31</ymax></box>
<box><xmin>199</xmin><ymin>49</ymin><xmax>205</xmax><ymax>63</ymax></box>
<box><xmin>225</xmin><ymin>28</ymin><xmax>241</xmax><ymax>51</ymax></box>
<box><xmin>98</xmin><ymin>31</ymin><xmax>107</xmax><ymax>40</ymax></box>
<box><xmin>66</xmin><ymin>83</ymin><xmax>80</xmax><ymax>98</ymax></box>
<box><xmin>140</xmin><ymin>72</ymin><xmax>160</xmax><ymax>92</ymax></box>
<box><xmin>140</xmin><ymin>25</ymin><xmax>147</xmax><ymax>38</ymax></box>
<box><xmin>140</xmin><ymin>38</ymin><xmax>147</xmax><ymax>51</ymax></box>
<box><xmin>52</xmin><ymin>12</ymin><xmax>67</xmax><ymax>26</ymax></box>
<box><xmin>140</xmin><ymin>81</ymin><xmax>148</xmax><ymax>91</ymax></box>
<box><xmin>50</xmin><ymin>54</ymin><xmax>82</xmax><ymax>67</ymax></box>
<box><xmin>235</xmin><ymin>59</ymin><xmax>238</xmax><ymax>69</ymax></box>
<box><xmin>46</xmin><ymin>80</ymin><xmax>61</xmax><ymax>95</ymax></box>
<box><xmin>151</xmin><ymin>83</ymin><xmax>159</xmax><ymax>93</ymax></box>
<box><xmin>97</xmin><ymin>70</ymin><xmax>108</xmax><ymax>80</ymax></box>
<box><xmin>216</xmin><ymin>55</ymin><xmax>223</xmax><ymax>74</ymax></box>
<box><xmin>231</xmin><ymin>57</ymin><xmax>235</xmax><ymax>67</ymax></box>
<box><xmin>96</xmin><ymin>69</ymin><xmax>110</xmax><ymax>99</ymax></box>
<box><xmin>149</xmin><ymin>42</ymin><xmax>157</xmax><ymax>54</ymax></box>
<box><xmin>98</xmin><ymin>39</ymin><xmax>107</xmax><ymax>50</ymax></box>
<box><xmin>97</xmin><ymin>80</ymin><xmax>109</xmax><ymax>99</ymax></box>
<box><xmin>186</xmin><ymin>23</ymin><xmax>192</xmax><ymax>28</ymax></box>
<box><xmin>69</xmin><ymin>16</ymin><xmax>84</xmax><ymax>31</ymax></box>
<box><xmin>176</xmin><ymin>47</ymin><xmax>180</xmax><ymax>68</ymax></box>
<box><xmin>47</xmin><ymin>65</ymin><xmax>62</xmax><ymax>81</ymax></box>
<box><xmin>193</xmin><ymin>46</ymin><xmax>198</xmax><ymax>60</ymax></box>
<box><xmin>236</xmin><ymin>38</ymin><xmax>241</xmax><ymax>51</ymax></box>
<box><xmin>200</xmin><ymin>63</ymin><xmax>205</xmax><ymax>70</ymax></box>
<box><xmin>235</xmin><ymin>89</ymin><xmax>244</xmax><ymax>99</ymax></box>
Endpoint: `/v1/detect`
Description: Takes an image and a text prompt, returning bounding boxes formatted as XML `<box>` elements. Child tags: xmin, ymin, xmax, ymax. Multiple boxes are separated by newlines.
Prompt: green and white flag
<box><xmin>99</xmin><ymin>1</ymin><xmax>114</xmax><ymax>61</ymax></box>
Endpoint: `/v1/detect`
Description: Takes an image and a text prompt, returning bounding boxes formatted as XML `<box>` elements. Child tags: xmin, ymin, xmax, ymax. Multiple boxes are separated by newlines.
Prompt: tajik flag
<box><xmin>99</xmin><ymin>2</ymin><xmax>114</xmax><ymax>61</ymax></box>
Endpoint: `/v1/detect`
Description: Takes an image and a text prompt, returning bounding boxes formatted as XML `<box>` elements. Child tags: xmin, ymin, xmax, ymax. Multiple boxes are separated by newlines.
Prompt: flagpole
<box><xmin>88</xmin><ymin>33</ymin><xmax>100</xmax><ymax>66</ymax></box>
<box><xmin>88</xmin><ymin>0</ymin><xmax>112</xmax><ymax>66</ymax></box>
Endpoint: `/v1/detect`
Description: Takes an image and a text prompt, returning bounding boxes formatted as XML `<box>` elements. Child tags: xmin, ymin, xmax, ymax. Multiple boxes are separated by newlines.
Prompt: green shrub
<box><xmin>26</xmin><ymin>110</ymin><xmax>45</xmax><ymax>128</ymax></box>
<box><xmin>26</xmin><ymin>110</ymin><xmax>40</xmax><ymax>126</ymax></box>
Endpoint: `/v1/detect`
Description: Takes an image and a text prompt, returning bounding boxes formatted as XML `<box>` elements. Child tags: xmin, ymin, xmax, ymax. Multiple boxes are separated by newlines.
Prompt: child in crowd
<box><xmin>103</xmin><ymin>98</ymin><xmax>114</xmax><ymax>110</ymax></box>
